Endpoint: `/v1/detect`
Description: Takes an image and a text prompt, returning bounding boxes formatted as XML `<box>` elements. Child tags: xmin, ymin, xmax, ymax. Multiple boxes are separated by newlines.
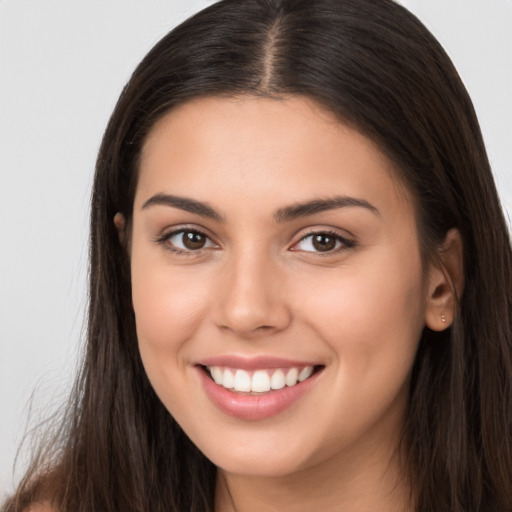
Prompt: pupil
<box><xmin>183</xmin><ymin>231</ymin><xmax>205</xmax><ymax>250</ymax></box>
<box><xmin>312</xmin><ymin>234</ymin><xmax>336</xmax><ymax>252</ymax></box>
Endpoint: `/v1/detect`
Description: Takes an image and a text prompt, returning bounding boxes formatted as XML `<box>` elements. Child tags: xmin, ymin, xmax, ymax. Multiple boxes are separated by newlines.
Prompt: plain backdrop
<box><xmin>1</xmin><ymin>0</ymin><xmax>511</xmax><ymax>499</ymax></box>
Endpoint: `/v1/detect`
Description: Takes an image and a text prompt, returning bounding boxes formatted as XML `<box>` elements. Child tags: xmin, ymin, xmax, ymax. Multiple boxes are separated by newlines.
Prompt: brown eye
<box><xmin>292</xmin><ymin>231</ymin><xmax>355</xmax><ymax>254</ymax></box>
<box><xmin>182</xmin><ymin>230</ymin><xmax>206</xmax><ymax>250</ymax></box>
<box><xmin>312</xmin><ymin>234</ymin><xmax>336</xmax><ymax>252</ymax></box>
<box><xmin>162</xmin><ymin>229</ymin><xmax>216</xmax><ymax>253</ymax></box>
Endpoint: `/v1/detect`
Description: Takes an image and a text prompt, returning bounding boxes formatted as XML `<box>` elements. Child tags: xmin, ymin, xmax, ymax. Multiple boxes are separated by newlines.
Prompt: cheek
<box><xmin>290</xmin><ymin>250</ymin><xmax>425</xmax><ymax>447</ymax></box>
<box><xmin>130</xmin><ymin>246</ymin><xmax>212</xmax><ymax>365</ymax></box>
<box><xmin>129</xmin><ymin>249</ymin><xmax>217</xmax><ymax>418</ymax></box>
<box><xmin>296</xmin><ymin>246</ymin><xmax>426</xmax><ymax>372</ymax></box>
<box><xmin>133</xmin><ymin>276</ymin><xmax>203</xmax><ymax>343</ymax></box>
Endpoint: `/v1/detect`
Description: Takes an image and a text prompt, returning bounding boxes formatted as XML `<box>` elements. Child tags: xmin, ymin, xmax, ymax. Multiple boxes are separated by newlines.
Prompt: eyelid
<box><xmin>154</xmin><ymin>224</ymin><xmax>355</xmax><ymax>256</ymax></box>
<box><xmin>154</xmin><ymin>225</ymin><xmax>219</xmax><ymax>254</ymax></box>
<box><xmin>289</xmin><ymin>228</ymin><xmax>356</xmax><ymax>254</ymax></box>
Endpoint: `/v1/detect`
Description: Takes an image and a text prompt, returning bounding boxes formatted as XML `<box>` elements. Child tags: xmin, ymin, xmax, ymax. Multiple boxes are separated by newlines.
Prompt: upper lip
<box><xmin>196</xmin><ymin>355</ymin><xmax>323</xmax><ymax>370</ymax></box>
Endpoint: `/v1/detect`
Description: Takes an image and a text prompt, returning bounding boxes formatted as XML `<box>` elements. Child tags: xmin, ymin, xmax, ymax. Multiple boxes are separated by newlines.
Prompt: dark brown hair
<box><xmin>4</xmin><ymin>0</ymin><xmax>512</xmax><ymax>511</ymax></box>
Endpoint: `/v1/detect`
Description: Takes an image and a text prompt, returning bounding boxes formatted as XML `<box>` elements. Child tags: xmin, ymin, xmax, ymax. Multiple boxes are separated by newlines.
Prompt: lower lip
<box><xmin>197</xmin><ymin>366</ymin><xmax>322</xmax><ymax>421</ymax></box>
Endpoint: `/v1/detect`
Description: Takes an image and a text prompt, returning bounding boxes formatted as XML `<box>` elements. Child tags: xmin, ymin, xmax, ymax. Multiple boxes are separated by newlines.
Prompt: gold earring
<box><xmin>441</xmin><ymin>313</ymin><xmax>447</xmax><ymax>323</ymax></box>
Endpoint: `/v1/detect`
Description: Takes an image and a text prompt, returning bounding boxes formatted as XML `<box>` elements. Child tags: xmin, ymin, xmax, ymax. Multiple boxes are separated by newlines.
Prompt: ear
<box><xmin>424</xmin><ymin>228</ymin><xmax>464</xmax><ymax>331</ymax></box>
<box><xmin>113</xmin><ymin>212</ymin><xmax>127</xmax><ymax>247</ymax></box>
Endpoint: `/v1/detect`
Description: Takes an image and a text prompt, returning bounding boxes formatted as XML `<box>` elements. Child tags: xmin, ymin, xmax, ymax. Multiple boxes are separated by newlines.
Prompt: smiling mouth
<box><xmin>200</xmin><ymin>365</ymin><xmax>324</xmax><ymax>394</ymax></box>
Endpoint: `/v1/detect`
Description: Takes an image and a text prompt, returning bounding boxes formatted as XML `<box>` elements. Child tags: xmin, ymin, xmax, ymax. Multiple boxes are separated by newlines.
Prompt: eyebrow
<box><xmin>142</xmin><ymin>193</ymin><xmax>223</xmax><ymax>220</ymax></box>
<box><xmin>141</xmin><ymin>193</ymin><xmax>379</xmax><ymax>222</ymax></box>
<box><xmin>273</xmin><ymin>196</ymin><xmax>380</xmax><ymax>222</ymax></box>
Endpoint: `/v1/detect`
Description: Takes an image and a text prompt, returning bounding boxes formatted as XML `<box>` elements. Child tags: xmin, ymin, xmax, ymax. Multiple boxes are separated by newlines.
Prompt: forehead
<box><xmin>136</xmin><ymin>95</ymin><xmax>411</xmax><ymax>220</ymax></box>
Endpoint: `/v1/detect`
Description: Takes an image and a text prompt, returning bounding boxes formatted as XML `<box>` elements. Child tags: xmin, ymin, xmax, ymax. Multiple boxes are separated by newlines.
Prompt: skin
<box><xmin>118</xmin><ymin>95</ymin><xmax>461</xmax><ymax>512</ymax></box>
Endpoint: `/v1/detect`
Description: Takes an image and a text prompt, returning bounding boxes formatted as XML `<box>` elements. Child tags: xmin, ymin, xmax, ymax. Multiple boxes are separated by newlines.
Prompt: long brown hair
<box><xmin>5</xmin><ymin>0</ymin><xmax>512</xmax><ymax>511</ymax></box>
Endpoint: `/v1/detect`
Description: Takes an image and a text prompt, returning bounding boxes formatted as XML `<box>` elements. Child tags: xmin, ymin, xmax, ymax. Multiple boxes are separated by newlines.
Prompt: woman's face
<box><xmin>129</xmin><ymin>96</ymin><xmax>430</xmax><ymax>477</ymax></box>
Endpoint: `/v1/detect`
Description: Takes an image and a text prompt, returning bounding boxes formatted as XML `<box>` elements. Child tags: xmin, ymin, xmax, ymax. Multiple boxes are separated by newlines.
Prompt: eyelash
<box><xmin>155</xmin><ymin>228</ymin><xmax>217</xmax><ymax>256</ymax></box>
<box><xmin>293</xmin><ymin>230</ymin><xmax>356</xmax><ymax>255</ymax></box>
<box><xmin>155</xmin><ymin>228</ymin><xmax>356</xmax><ymax>256</ymax></box>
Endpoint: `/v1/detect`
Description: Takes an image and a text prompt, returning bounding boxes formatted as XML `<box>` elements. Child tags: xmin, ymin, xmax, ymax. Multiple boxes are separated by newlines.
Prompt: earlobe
<box><xmin>113</xmin><ymin>212</ymin><xmax>127</xmax><ymax>247</ymax></box>
<box><xmin>424</xmin><ymin>228</ymin><xmax>464</xmax><ymax>331</ymax></box>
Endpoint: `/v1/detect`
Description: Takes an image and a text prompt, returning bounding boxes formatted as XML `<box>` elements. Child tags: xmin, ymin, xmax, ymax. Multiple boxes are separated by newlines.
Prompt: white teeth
<box><xmin>211</xmin><ymin>366</ymin><xmax>223</xmax><ymax>385</ymax></box>
<box><xmin>251</xmin><ymin>370</ymin><xmax>271</xmax><ymax>392</ymax></box>
<box><xmin>223</xmin><ymin>368</ymin><xmax>235</xmax><ymax>389</ymax></box>
<box><xmin>298</xmin><ymin>366</ymin><xmax>313</xmax><ymax>382</ymax></box>
<box><xmin>234</xmin><ymin>369</ymin><xmax>251</xmax><ymax>392</ymax></box>
<box><xmin>270</xmin><ymin>369</ymin><xmax>286</xmax><ymax>390</ymax></box>
<box><xmin>207</xmin><ymin>365</ymin><xmax>316</xmax><ymax>393</ymax></box>
<box><xmin>285</xmin><ymin>367</ymin><xmax>299</xmax><ymax>387</ymax></box>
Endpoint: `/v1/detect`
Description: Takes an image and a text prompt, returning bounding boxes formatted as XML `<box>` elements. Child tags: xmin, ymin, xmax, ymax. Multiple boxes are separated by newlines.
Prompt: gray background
<box><xmin>1</xmin><ymin>0</ymin><xmax>511</xmax><ymax>499</ymax></box>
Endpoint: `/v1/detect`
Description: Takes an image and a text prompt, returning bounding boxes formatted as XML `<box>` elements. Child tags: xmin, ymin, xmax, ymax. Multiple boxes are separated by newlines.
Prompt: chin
<box><xmin>195</xmin><ymin>431</ymin><xmax>317</xmax><ymax>478</ymax></box>
<box><xmin>215</xmin><ymin>453</ymin><xmax>309</xmax><ymax>478</ymax></box>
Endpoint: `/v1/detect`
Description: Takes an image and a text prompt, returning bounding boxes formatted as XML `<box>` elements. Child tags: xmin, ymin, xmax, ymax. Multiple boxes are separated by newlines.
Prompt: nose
<box><xmin>214</xmin><ymin>249</ymin><xmax>292</xmax><ymax>338</ymax></box>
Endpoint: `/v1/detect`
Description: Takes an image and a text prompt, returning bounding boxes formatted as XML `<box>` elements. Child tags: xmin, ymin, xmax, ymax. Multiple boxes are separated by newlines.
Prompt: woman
<box><xmin>4</xmin><ymin>0</ymin><xmax>512</xmax><ymax>510</ymax></box>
